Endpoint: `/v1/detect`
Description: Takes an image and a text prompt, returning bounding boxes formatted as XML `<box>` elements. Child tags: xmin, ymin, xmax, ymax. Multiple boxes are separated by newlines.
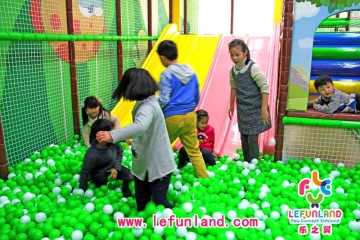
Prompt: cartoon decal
<box><xmin>30</xmin><ymin>0</ymin><xmax>106</xmax><ymax>63</ymax></box>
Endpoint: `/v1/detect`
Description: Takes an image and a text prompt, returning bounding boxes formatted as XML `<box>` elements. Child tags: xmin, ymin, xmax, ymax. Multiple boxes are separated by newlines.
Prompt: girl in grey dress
<box><xmin>228</xmin><ymin>39</ymin><xmax>271</xmax><ymax>162</ymax></box>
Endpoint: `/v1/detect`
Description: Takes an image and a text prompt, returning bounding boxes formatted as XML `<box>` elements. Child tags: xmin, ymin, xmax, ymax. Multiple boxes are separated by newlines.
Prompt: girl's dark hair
<box><xmin>157</xmin><ymin>40</ymin><xmax>178</xmax><ymax>61</ymax></box>
<box><xmin>314</xmin><ymin>75</ymin><xmax>333</xmax><ymax>91</ymax></box>
<box><xmin>89</xmin><ymin>119</ymin><xmax>115</xmax><ymax>144</ymax></box>
<box><xmin>228</xmin><ymin>39</ymin><xmax>251</xmax><ymax>65</ymax></box>
<box><xmin>196</xmin><ymin>109</ymin><xmax>209</xmax><ymax>122</ymax></box>
<box><xmin>112</xmin><ymin>68</ymin><xmax>159</xmax><ymax>101</ymax></box>
<box><xmin>81</xmin><ymin>96</ymin><xmax>109</xmax><ymax>126</ymax></box>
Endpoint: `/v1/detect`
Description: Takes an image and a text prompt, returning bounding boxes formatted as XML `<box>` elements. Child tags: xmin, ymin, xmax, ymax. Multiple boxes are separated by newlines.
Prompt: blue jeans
<box><xmin>178</xmin><ymin>147</ymin><xmax>216</xmax><ymax>168</ymax></box>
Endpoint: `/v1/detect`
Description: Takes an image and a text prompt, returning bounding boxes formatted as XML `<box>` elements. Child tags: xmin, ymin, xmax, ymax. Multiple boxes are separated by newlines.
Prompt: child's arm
<box><xmin>158</xmin><ymin>72</ymin><xmax>172</xmax><ymax>108</ymax></box>
<box><xmin>261</xmin><ymin>93</ymin><xmax>271</xmax><ymax>125</ymax></box>
<box><xmin>82</xmin><ymin>125</ymin><xmax>90</xmax><ymax>147</ymax></box>
<box><xmin>228</xmin><ymin>70</ymin><xmax>236</xmax><ymax>119</ymax></box>
<box><xmin>314</xmin><ymin>91</ymin><xmax>350</xmax><ymax>114</ymax></box>
<box><xmin>79</xmin><ymin>154</ymin><xmax>94</xmax><ymax>190</ymax></box>
<box><xmin>108</xmin><ymin>144</ymin><xmax>123</xmax><ymax>179</ymax></box>
<box><xmin>251</xmin><ymin>64</ymin><xmax>270</xmax><ymax>125</ymax></box>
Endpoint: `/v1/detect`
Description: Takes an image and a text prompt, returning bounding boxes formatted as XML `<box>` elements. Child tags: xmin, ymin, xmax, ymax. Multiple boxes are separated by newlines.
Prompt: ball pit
<box><xmin>0</xmin><ymin>135</ymin><xmax>359</xmax><ymax>239</ymax></box>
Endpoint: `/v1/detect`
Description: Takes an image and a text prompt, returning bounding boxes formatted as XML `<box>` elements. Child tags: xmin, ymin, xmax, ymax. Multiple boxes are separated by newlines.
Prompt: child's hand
<box><xmin>125</xmin><ymin>139</ymin><xmax>132</xmax><ymax>146</ymax></box>
<box><xmin>108</xmin><ymin>168</ymin><xmax>118</xmax><ymax>179</ymax></box>
<box><xmin>96</xmin><ymin>131</ymin><xmax>113</xmax><ymax>143</ymax></box>
<box><xmin>261</xmin><ymin>108</ymin><xmax>271</xmax><ymax>125</ymax></box>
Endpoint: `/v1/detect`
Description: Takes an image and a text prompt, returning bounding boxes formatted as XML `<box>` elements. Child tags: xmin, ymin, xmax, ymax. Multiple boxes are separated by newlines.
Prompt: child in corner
<box><xmin>228</xmin><ymin>39</ymin><xmax>271</xmax><ymax>163</ymax></box>
<box><xmin>81</xmin><ymin>96</ymin><xmax>120</xmax><ymax>147</ymax></box>
<box><xmin>79</xmin><ymin>119</ymin><xmax>133</xmax><ymax>197</ymax></box>
<box><xmin>96</xmin><ymin>68</ymin><xmax>176</xmax><ymax>211</ymax></box>
<box><xmin>308</xmin><ymin>75</ymin><xmax>360</xmax><ymax>114</ymax></box>
<box><xmin>178</xmin><ymin>109</ymin><xmax>217</xmax><ymax>168</ymax></box>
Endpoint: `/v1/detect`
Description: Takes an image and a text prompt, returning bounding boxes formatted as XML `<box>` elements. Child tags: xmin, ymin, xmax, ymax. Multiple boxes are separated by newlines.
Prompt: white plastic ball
<box><xmin>242</xmin><ymin>162</ymin><xmax>249</xmax><ymax>169</ymax></box>
<box><xmin>329</xmin><ymin>202</ymin><xmax>339</xmax><ymax>209</ymax></box>
<box><xmin>251</xmin><ymin>158</ymin><xmax>259</xmax><ymax>165</ymax></box>
<box><xmin>199</xmin><ymin>207</ymin><xmax>207</xmax><ymax>214</ymax></box>
<box><xmin>262</xmin><ymin>202</ymin><xmax>270</xmax><ymax>208</ymax></box>
<box><xmin>20</xmin><ymin>215</ymin><xmax>31</xmax><ymax>223</ymax></box>
<box><xmin>275</xmin><ymin>237</ymin><xmax>285</xmax><ymax>240</ymax></box>
<box><xmin>254</xmin><ymin>210</ymin><xmax>264</xmax><ymax>219</ymax></box>
<box><xmin>313</xmin><ymin>158</ymin><xmax>321</xmax><ymax>165</ymax></box>
<box><xmin>337</xmin><ymin>162</ymin><xmax>345</xmax><ymax>168</ymax></box>
<box><xmin>73</xmin><ymin>174</ymin><xmax>80</xmax><ymax>181</ymax></box>
<box><xmin>176</xmin><ymin>227</ymin><xmax>187</xmax><ymax>237</ymax></box>
<box><xmin>54</xmin><ymin>178</ymin><xmax>62</xmax><ymax>186</ymax></box>
<box><xmin>25</xmin><ymin>173</ymin><xmax>33</xmax><ymax>180</ymax></box>
<box><xmin>35</xmin><ymin>212</ymin><xmax>46</xmax><ymax>223</ymax></box>
<box><xmin>181</xmin><ymin>185</ymin><xmax>189</xmax><ymax>193</ymax></box>
<box><xmin>132</xmin><ymin>228</ymin><xmax>143</xmax><ymax>238</ymax></box>
<box><xmin>348</xmin><ymin>221</ymin><xmax>360</xmax><ymax>231</ymax></box>
<box><xmin>154</xmin><ymin>226</ymin><xmax>164</xmax><ymax>235</ymax></box>
<box><xmin>270</xmin><ymin>211</ymin><xmax>280</xmax><ymax>220</ymax></box>
<box><xmin>113</xmin><ymin>211</ymin><xmax>124</xmax><ymax>220</ymax></box>
<box><xmin>233</xmin><ymin>153</ymin><xmax>240</xmax><ymax>160</ymax></box>
<box><xmin>47</xmin><ymin>159</ymin><xmax>55</xmax><ymax>166</ymax></box>
<box><xmin>248</xmin><ymin>163</ymin><xmax>256</xmax><ymax>171</ymax></box>
<box><xmin>84</xmin><ymin>202</ymin><xmax>95</xmax><ymax>213</ymax></box>
<box><xmin>185</xmin><ymin>232</ymin><xmax>197</xmax><ymax>240</ymax></box>
<box><xmin>65</xmin><ymin>149</ymin><xmax>72</xmax><ymax>154</ymax></box>
<box><xmin>175</xmin><ymin>174</ymin><xmax>182</xmax><ymax>179</ymax></box>
<box><xmin>174</xmin><ymin>181</ymin><xmax>182</xmax><ymax>190</ymax></box>
<box><xmin>39</xmin><ymin>166</ymin><xmax>48</xmax><ymax>173</ymax></box>
<box><xmin>335</xmin><ymin>188</ymin><xmax>344</xmax><ymax>195</ymax></box>
<box><xmin>248</xmin><ymin>178</ymin><xmax>256</xmax><ymax>186</ymax></box>
<box><xmin>162</xmin><ymin>208</ymin><xmax>173</xmax><ymax>218</ymax></box>
<box><xmin>193</xmin><ymin>182</ymin><xmax>200</xmax><ymax>187</ymax></box>
<box><xmin>57</xmin><ymin>196</ymin><xmax>66</xmax><ymax>203</ymax></box>
<box><xmin>236</xmin><ymin>161</ymin><xmax>243</xmax><ymax>166</ymax></box>
<box><xmin>73</xmin><ymin>189</ymin><xmax>84</xmax><ymax>196</ymax></box>
<box><xmin>52</xmin><ymin>187</ymin><xmax>61</xmax><ymax>195</ymax></box>
<box><xmin>281</xmin><ymin>205</ymin><xmax>289</xmax><ymax>215</ymax></box>
<box><xmin>24</xmin><ymin>158</ymin><xmax>31</xmax><ymax>163</ymax></box>
<box><xmin>269</xmin><ymin>137</ymin><xmax>276</xmax><ymax>146</ymax></box>
<box><xmin>353</xmin><ymin>210</ymin><xmax>360</xmax><ymax>219</ymax></box>
<box><xmin>233</xmin><ymin>178</ymin><xmax>240</xmax><ymax>184</ymax></box>
<box><xmin>212</xmin><ymin>211</ymin><xmax>222</xmax><ymax>219</ymax></box>
<box><xmin>71</xmin><ymin>230</ymin><xmax>83</xmax><ymax>240</ymax></box>
<box><xmin>255</xmin><ymin>169</ymin><xmax>261</xmax><ymax>175</ymax></box>
<box><xmin>35</xmin><ymin>158</ymin><xmax>43</xmax><ymax>165</ymax></box>
<box><xmin>183</xmin><ymin>202</ymin><xmax>193</xmax><ymax>213</ymax></box>
<box><xmin>11</xmin><ymin>199</ymin><xmax>20</xmax><ymax>205</ymax></box>
<box><xmin>226</xmin><ymin>210</ymin><xmax>237</xmax><ymax>220</ymax></box>
<box><xmin>226</xmin><ymin>157</ymin><xmax>233</xmax><ymax>163</ymax></box>
<box><xmin>270</xmin><ymin>169</ymin><xmax>277</xmax><ymax>174</ymax></box>
<box><xmin>7</xmin><ymin>173</ymin><xmax>16</xmax><ymax>179</ymax></box>
<box><xmin>309</xmin><ymin>234</ymin><xmax>321</xmax><ymax>240</ymax></box>
<box><xmin>173</xmin><ymin>169</ymin><xmax>180</xmax><ymax>175</ymax></box>
<box><xmin>238</xmin><ymin>190</ymin><xmax>245</xmax><ymax>199</ymax></box>
<box><xmin>23</xmin><ymin>192</ymin><xmax>35</xmax><ymax>202</ymax></box>
<box><xmin>84</xmin><ymin>189</ymin><xmax>94</xmax><ymax>198</ymax></box>
<box><xmin>259</xmin><ymin>192</ymin><xmax>267</xmax><ymax>200</ymax></box>
<box><xmin>103</xmin><ymin>204</ymin><xmax>113</xmax><ymax>214</ymax></box>
<box><xmin>257</xmin><ymin>220</ymin><xmax>266</xmax><ymax>230</ymax></box>
<box><xmin>225</xmin><ymin>231</ymin><xmax>235</xmax><ymax>240</ymax></box>
<box><xmin>207</xmin><ymin>171</ymin><xmax>215</xmax><ymax>177</ymax></box>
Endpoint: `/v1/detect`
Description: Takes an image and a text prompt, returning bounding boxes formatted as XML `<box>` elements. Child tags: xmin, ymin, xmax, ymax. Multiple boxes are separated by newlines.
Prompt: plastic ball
<box><xmin>337</xmin><ymin>163</ymin><xmax>345</xmax><ymax>168</ymax></box>
<box><xmin>113</xmin><ymin>211</ymin><xmax>124</xmax><ymax>220</ymax></box>
<box><xmin>353</xmin><ymin>210</ymin><xmax>360</xmax><ymax>219</ymax></box>
<box><xmin>248</xmin><ymin>178</ymin><xmax>256</xmax><ymax>186</ymax></box>
<box><xmin>25</xmin><ymin>173</ymin><xmax>33</xmax><ymax>181</ymax></box>
<box><xmin>23</xmin><ymin>192</ymin><xmax>35</xmax><ymax>202</ymax></box>
<box><xmin>162</xmin><ymin>208</ymin><xmax>173</xmax><ymax>218</ymax></box>
<box><xmin>329</xmin><ymin>202</ymin><xmax>339</xmax><ymax>209</ymax></box>
<box><xmin>20</xmin><ymin>215</ymin><xmax>31</xmax><ymax>223</ymax></box>
<box><xmin>35</xmin><ymin>212</ymin><xmax>46</xmax><ymax>223</ymax></box>
<box><xmin>132</xmin><ymin>228</ymin><xmax>143</xmax><ymax>238</ymax></box>
<box><xmin>335</xmin><ymin>188</ymin><xmax>344</xmax><ymax>194</ymax></box>
<box><xmin>257</xmin><ymin>220</ymin><xmax>266</xmax><ymax>230</ymax></box>
<box><xmin>182</xmin><ymin>202</ymin><xmax>193</xmax><ymax>213</ymax></box>
<box><xmin>262</xmin><ymin>202</ymin><xmax>270</xmax><ymax>208</ymax></box>
<box><xmin>85</xmin><ymin>203</ymin><xmax>95</xmax><ymax>213</ymax></box>
<box><xmin>226</xmin><ymin>210</ymin><xmax>237</xmax><ymax>220</ymax></box>
<box><xmin>103</xmin><ymin>204</ymin><xmax>113</xmax><ymax>215</ymax></box>
<box><xmin>47</xmin><ymin>159</ymin><xmax>55</xmax><ymax>166</ymax></box>
<box><xmin>270</xmin><ymin>169</ymin><xmax>277</xmax><ymax>174</ymax></box>
<box><xmin>176</xmin><ymin>227</ymin><xmax>187</xmax><ymax>237</ymax></box>
<box><xmin>225</xmin><ymin>231</ymin><xmax>235</xmax><ymax>240</ymax></box>
<box><xmin>254</xmin><ymin>210</ymin><xmax>264</xmax><ymax>219</ymax></box>
<box><xmin>233</xmin><ymin>154</ymin><xmax>240</xmax><ymax>160</ymax></box>
<box><xmin>269</xmin><ymin>137</ymin><xmax>276</xmax><ymax>146</ymax></box>
<box><xmin>238</xmin><ymin>191</ymin><xmax>245</xmax><ymax>199</ymax></box>
<box><xmin>84</xmin><ymin>189</ymin><xmax>94</xmax><ymax>198</ymax></box>
<box><xmin>174</xmin><ymin>181</ymin><xmax>182</xmax><ymax>190</ymax></box>
<box><xmin>185</xmin><ymin>231</ymin><xmax>197</xmax><ymax>240</ymax></box>
<box><xmin>71</xmin><ymin>230</ymin><xmax>84</xmax><ymax>240</ymax></box>
<box><xmin>248</xmin><ymin>164</ymin><xmax>256</xmax><ymax>170</ymax></box>
<box><xmin>313</xmin><ymin>158</ymin><xmax>321</xmax><ymax>165</ymax></box>
<box><xmin>270</xmin><ymin>211</ymin><xmax>280</xmax><ymax>220</ymax></box>
<box><xmin>153</xmin><ymin>226</ymin><xmax>164</xmax><ymax>235</ymax></box>
<box><xmin>181</xmin><ymin>185</ymin><xmax>189</xmax><ymax>193</ymax></box>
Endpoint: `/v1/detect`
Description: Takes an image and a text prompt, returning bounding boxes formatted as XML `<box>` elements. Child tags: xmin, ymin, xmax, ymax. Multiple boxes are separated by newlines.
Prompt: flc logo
<box><xmin>298</xmin><ymin>170</ymin><xmax>332</xmax><ymax>208</ymax></box>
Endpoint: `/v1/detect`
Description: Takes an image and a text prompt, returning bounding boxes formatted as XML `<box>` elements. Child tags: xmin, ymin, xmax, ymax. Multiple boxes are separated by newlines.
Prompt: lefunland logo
<box><xmin>288</xmin><ymin>170</ymin><xmax>343</xmax><ymax>236</ymax></box>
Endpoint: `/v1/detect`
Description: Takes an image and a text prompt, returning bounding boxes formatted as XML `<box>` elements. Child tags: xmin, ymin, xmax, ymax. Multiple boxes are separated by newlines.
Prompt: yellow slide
<box><xmin>111</xmin><ymin>24</ymin><xmax>220</xmax><ymax>127</ymax></box>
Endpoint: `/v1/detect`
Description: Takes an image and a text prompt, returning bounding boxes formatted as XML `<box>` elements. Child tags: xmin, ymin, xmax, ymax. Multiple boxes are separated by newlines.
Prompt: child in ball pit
<box><xmin>96</xmin><ymin>68</ymin><xmax>176</xmax><ymax>211</ymax></box>
<box><xmin>79</xmin><ymin>118</ymin><xmax>133</xmax><ymax>197</ymax></box>
<box><xmin>81</xmin><ymin>96</ymin><xmax>120</xmax><ymax>147</ymax></box>
<box><xmin>178</xmin><ymin>109</ymin><xmax>217</xmax><ymax>168</ymax></box>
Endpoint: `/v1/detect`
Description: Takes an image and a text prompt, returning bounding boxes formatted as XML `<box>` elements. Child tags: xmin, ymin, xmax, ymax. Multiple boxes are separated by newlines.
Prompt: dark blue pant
<box><xmin>93</xmin><ymin>166</ymin><xmax>133</xmax><ymax>197</ymax></box>
<box><xmin>178</xmin><ymin>147</ymin><xmax>216</xmax><ymax>168</ymax></box>
<box><xmin>134</xmin><ymin>173</ymin><xmax>173</xmax><ymax>211</ymax></box>
<box><xmin>240</xmin><ymin>133</ymin><xmax>259</xmax><ymax>162</ymax></box>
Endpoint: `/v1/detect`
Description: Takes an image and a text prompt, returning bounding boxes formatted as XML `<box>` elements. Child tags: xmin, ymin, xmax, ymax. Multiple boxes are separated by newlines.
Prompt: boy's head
<box><xmin>314</xmin><ymin>75</ymin><xmax>335</xmax><ymax>98</ymax></box>
<box><xmin>196</xmin><ymin>109</ymin><xmax>209</xmax><ymax>131</ymax></box>
<box><xmin>89</xmin><ymin>119</ymin><xmax>114</xmax><ymax>144</ymax></box>
<box><xmin>157</xmin><ymin>40</ymin><xmax>178</xmax><ymax>67</ymax></box>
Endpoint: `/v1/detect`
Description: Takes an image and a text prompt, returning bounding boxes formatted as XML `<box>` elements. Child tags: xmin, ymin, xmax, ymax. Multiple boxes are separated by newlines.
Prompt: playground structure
<box><xmin>0</xmin><ymin>1</ymin><xmax>360</xmax><ymax>177</ymax></box>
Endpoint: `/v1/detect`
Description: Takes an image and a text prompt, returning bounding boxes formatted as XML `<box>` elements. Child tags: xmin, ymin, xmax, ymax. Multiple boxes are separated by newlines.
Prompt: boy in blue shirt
<box><xmin>157</xmin><ymin>40</ymin><xmax>208</xmax><ymax>178</ymax></box>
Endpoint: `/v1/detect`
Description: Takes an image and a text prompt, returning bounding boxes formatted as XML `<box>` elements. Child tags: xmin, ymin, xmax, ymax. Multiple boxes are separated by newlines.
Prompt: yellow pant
<box><xmin>165</xmin><ymin>111</ymin><xmax>208</xmax><ymax>178</ymax></box>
